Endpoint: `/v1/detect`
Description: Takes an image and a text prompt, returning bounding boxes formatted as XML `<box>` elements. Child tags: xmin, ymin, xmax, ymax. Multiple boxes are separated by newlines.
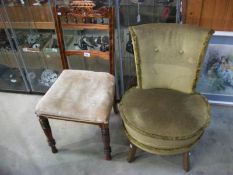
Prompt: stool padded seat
<box><xmin>35</xmin><ymin>70</ymin><xmax>115</xmax><ymax>124</ymax></box>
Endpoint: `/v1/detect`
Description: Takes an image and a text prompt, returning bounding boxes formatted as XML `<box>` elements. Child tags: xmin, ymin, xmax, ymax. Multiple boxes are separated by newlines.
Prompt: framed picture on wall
<box><xmin>196</xmin><ymin>33</ymin><xmax>233</xmax><ymax>105</ymax></box>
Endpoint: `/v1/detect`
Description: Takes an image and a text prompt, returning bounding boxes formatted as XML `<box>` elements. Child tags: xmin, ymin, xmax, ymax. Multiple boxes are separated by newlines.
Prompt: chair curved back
<box><xmin>129</xmin><ymin>23</ymin><xmax>213</xmax><ymax>93</ymax></box>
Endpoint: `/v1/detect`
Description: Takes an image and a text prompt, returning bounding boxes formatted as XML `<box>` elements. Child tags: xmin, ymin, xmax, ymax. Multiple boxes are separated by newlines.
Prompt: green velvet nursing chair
<box><xmin>119</xmin><ymin>23</ymin><xmax>214</xmax><ymax>171</ymax></box>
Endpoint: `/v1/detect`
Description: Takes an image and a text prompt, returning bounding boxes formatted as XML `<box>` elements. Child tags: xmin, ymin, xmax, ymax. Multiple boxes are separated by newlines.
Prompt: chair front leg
<box><xmin>100</xmin><ymin>124</ymin><xmax>112</xmax><ymax>160</ymax></box>
<box><xmin>127</xmin><ymin>143</ymin><xmax>137</xmax><ymax>162</ymax></box>
<box><xmin>183</xmin><ymin>151</ymin><xmax>190</xmax><ymax>172</ymax></box>
<box><xmin>39</xmin><ymin>116</ymin><xmax>58</xmax><ymax>153</ymax></box>
<box><xmin>113</xmin><ymin>94</ymin><xmax>119</xmax><ymax>114</ymax></box>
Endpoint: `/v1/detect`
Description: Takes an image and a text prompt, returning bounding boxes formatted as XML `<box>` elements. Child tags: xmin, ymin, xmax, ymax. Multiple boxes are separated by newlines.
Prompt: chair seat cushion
<box><xmin>35</xmin><ymin>70</ymin><xmax>115</xmax><ymax>124</ymax></box>
<box><xmin>120</xmin><ymin>87</ymin><xmax>210</xmax><ymax>140</ymax></box>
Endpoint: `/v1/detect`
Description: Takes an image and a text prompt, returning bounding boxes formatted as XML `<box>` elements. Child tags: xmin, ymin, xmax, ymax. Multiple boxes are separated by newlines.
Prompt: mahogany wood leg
<box><xmin>113</xmin><ymin>94</ymin><xmax>119</xmax><ymax>114</ymax></box>
<box><xmin>127</xmin><ymin>143</ymin><xmax>137</xmax><ymax>163</ymax></box>
<box><xmin>39</xmin><ymin>116</ymin><xmax>58</xmax><ymax>153</ymax></box>
<box><xmin>100</xmin><ymin>124</ymin><xmax>112</xmax><ymax>160</ymax></box>
<box><xmin>183</xmin><ymin>152</ymin><xmax>190</xmax><ymax>172</ymax></box>
<box><xmin>113</xmin><ymin>101</ymin><xmax>119</xmax><ymax>114</ymax></box>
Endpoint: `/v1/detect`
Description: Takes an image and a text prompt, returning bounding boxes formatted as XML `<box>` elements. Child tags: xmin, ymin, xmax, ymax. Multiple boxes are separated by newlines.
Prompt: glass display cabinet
<box><xmin>0</xmin><ymin>28</ymin><xmax>30</xmax><ymax>92</ymax></box>
<box><xmin>0</xmin><ymin>0</ymin><xmax>180</xmax><ymax>97</ymax></box>
<box><xmin>115</xmin><ymin>0</ymin><xmax>180</xmax><ymax>96</ymax></box>
<box><xmin>0</xmin><ymin>0</ymin><xmax>62</xmax><ymax>93</ymax></box>
<box><xmin>0</xmin><ymin>0</ymin><xmax>116</xmax><ymax>94</ymax></box>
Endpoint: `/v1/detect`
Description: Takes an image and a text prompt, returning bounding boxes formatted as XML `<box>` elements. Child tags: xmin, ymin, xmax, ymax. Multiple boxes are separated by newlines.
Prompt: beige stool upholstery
<box><xmin>36</xmin><ymin>70</ymin><xmax>115</xmax><ymax>160</ymax></box>
<box><xmin>119</xmin><ymin>23</ymin><xmax>214</xmax><ymax>171</ymax></box>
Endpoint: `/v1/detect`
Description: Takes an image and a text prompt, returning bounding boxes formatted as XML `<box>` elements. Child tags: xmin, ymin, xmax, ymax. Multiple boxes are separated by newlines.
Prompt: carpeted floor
<box><xmin>0</xmin><ymin>92</ymin><xmax>233</xmax><ymax>175</ymax></box>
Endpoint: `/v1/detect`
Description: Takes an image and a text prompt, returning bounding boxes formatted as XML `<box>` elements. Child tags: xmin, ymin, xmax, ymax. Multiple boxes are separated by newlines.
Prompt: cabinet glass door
<box><xmin>0</xmin><ymin>6</ymin><xmax>30</xmax><ymax>92</ymax></box>
<box><xmin>0</xmin><ymin>28</ymin><xmax>30</xmax><ymax>92</ymax></box>
<box><xmin>115</xmin><ymin>0</ymin><xmax>180</xmax><ymax>96</ymax></box>
<box><xmin>1</xmin><ymin>0</ymin><xmax>63</xmax><ymax>93</ymax></box>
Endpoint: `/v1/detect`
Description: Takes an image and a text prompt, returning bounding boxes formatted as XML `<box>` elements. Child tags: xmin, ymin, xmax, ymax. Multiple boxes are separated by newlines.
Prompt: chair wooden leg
<box><xmin>183</xmin><ymin>152</ymin><xmax>190</xmax><ymax>172</ymax></box>
<box><xmin>100</xmin><ymin>124</ymin><xmax>112</xmax><ymax>160</ymax></box>
<box><xmin>127</xmin><ymin>143</ymin><xmax>137</xmax><ymax>163</ymax></box>
<box><xmin>113</xmin><ymin>96</ymin><xmax>119</xmax><ymax>114</ymax></box>
<box><xmin>39</xmin><ymin>116</ymin><xmax>58</xmax><ymax>153</ymax></box>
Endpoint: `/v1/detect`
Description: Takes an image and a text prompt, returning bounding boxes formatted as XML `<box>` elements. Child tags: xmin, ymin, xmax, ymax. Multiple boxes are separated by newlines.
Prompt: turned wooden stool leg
<box><xmin>127</xmin><ymin>143</ymin><xmax>137</xmax><ymax>162</ymax></box>
<box><xmin>39</xmin><ymin>116</ymin><xmax>58</xmax><ymax>153</ymax></box>
<box><xmin>100</xmin><ymin>124</ymin><xmax>112</xmax><ymax>160</ymax></box>
<box><xmin>183</xmin><ymin>152</ymin><xmax>190</xmax><ymax>172</ymax></box>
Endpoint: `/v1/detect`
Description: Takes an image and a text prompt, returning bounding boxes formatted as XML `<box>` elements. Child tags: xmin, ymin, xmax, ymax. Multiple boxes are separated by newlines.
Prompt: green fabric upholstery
<box><xmin>130</xmin><ymin>23</ymin><xmax>213</xmax><ymax>93</ymax></box>
<box><xmin>120</xmin><ymin>87</ymin><xmax>210</xmax><ymax>155</ymax></box>
<box><xmin>124</xmin><ymin>127</ymin><xmax>203</xmax><ymax>155</ymax></box>
<box><xmin>120</xmin><ymin>23</ymin><xmax>213</xmax><ymax>156</ymax></box>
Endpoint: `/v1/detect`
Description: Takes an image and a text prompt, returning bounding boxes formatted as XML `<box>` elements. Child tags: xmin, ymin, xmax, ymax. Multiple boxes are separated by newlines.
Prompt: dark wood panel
<box><xmin>0</xmin><ymin>22</ymin><xmax>54</xmax><ymax>29</ymax></box>
<box><xmin>184</xmin><ymin>0</ymin><xmax>233</xmax><ymax>31</ymax></box>
<box><xmin>185</xmin><ymin>0</ymin><xmax>203</xmax><ymax>25</ymax></box>
<box><xmin>31</xmin><ymin>5</ymin><xmax>53</xmax><ymax>22</ymax></box>
<box><xmin>223</xmin><ymin>0</ymin><xmax>233</xmax><ymax>31</ymax></box>
<box><xmin>211</xmin><ymin>0</ymin><xmax>229</xmax><ymax>31</ymax></box>
<box><xmin>199</xmin><ymin>0</ymin><xmax>216</xmax><ymax>28</ymax></box>
<box><xmin>0</xmin><ymin>5</ymin><xmax>54</xmax><ymax>29</ymax></box>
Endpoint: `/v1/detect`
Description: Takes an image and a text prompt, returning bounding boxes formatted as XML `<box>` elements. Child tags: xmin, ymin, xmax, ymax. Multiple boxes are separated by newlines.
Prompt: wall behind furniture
<box><xmin>183</xmin><ymin>0</ymin><xmax>233</xmax><ymax>31</ymax></box>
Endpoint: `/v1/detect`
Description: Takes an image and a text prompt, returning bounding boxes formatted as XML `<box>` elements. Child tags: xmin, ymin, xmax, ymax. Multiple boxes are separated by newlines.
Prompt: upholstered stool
<box><xmin>35</xmin><ymin>69</ymin><xmax>115</xmax><ymax>160</ymax></box>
